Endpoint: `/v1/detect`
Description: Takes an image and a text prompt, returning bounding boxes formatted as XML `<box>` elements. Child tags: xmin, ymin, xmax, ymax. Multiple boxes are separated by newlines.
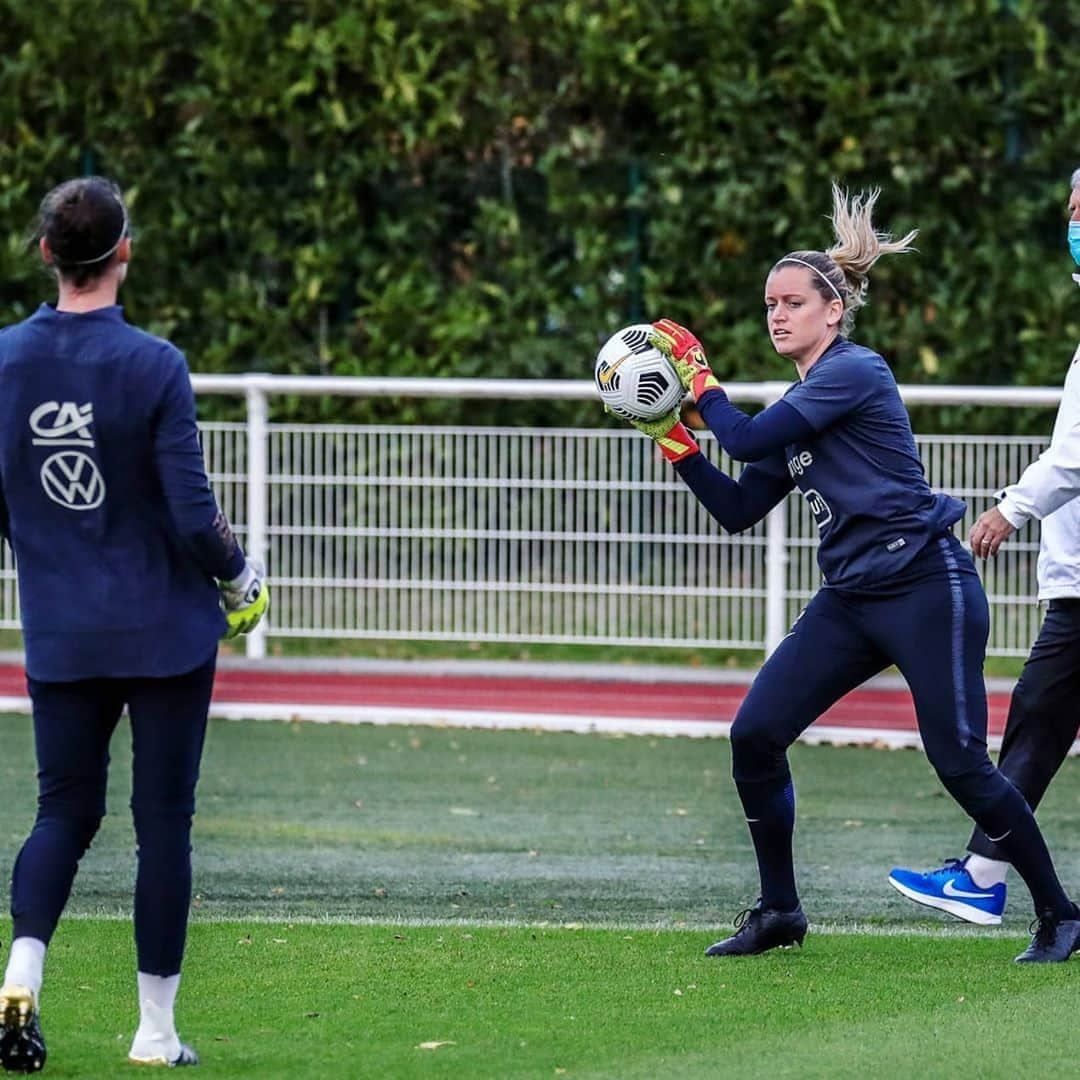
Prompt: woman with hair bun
<box><xmin>622</xmin><ymin>185</ymin><xmax>1080</xmax><ymax>963</ymax></box>
<box><xmin>0</xmin><ymin>176</ymin><xmax>268</xmax><ymax>1071</ymax></box>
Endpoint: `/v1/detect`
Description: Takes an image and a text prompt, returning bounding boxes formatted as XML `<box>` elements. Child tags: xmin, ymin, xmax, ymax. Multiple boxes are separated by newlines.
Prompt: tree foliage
<box><xmin>1</xmin><ymin>0</ymin><xmax>1078</xmax><ymax>428</ymax></box>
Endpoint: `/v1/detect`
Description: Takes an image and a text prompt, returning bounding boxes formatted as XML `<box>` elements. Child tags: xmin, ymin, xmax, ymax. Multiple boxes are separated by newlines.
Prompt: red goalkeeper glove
<box><xmin>650</xmin><ymin>318</ymin><xmax>722</xmax><ymax>402</ymax></box>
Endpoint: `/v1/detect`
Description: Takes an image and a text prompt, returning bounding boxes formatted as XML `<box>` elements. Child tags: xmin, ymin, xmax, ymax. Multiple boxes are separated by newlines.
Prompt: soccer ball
<box><xmin>594</xmin><ymin>324</ymin><xmax>685</xmax><ymax>421</ymax></box>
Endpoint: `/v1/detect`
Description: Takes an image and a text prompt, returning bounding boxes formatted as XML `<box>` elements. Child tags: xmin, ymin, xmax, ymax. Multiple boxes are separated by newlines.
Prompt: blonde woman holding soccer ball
<box><xmin>621</xmin><ymin>184</ymin><xmax>1080</xmax><ymax>963</ymax></box>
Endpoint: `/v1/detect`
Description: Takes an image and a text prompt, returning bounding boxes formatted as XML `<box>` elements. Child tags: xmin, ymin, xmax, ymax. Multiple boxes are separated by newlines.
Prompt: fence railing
<box><xmin>0</xmin><ymin>377</ymin><xmax>1063</xmax><ymax>660</ymax></box>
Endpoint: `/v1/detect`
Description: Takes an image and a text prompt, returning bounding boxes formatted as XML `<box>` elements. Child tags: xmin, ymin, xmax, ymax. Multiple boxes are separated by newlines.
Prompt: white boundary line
<box><xmin>0</xmin><ymin>694</ymin><xmax>1024</xmax><ymax>752</ymax></box>
<box><xmin>60</xmin><ymin>910</ymin><xmax>1029</xmax><ymax>938</ymax></box>
<box><xmin>212</xmin><ymin>702</ymin><xmax>940</xmax><ymax>748</ymax></box>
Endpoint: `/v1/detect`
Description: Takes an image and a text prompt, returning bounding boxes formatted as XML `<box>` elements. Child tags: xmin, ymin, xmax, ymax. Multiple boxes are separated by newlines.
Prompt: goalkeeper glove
<box><xmin>219</xmin><ymin>558</ymin><xmax>270</xmax><ymax>640</ymax></box>
<box><xmin>619</xmin><ymin>407</ymin><xmax>700</xmax><ymax>464</ymax></box>
<box><xmin>650</xmin><ymin>318</ymin><xmax>722</xmax><ymax>401</ymax></box>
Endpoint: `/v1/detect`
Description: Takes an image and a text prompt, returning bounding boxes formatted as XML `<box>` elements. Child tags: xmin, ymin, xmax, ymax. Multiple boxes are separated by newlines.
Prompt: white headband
<box><xmin>69</xmin><ymin>209</ymin><xmax>129</xmax><ymax>266</ymax></box>
<box><xmin>779</xmin><ymin>255</ymin><xmax>843</xmax><ymax>303</ymax></box>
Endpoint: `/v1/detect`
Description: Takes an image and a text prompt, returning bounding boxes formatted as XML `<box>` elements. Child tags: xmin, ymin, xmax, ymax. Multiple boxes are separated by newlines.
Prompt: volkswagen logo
<box><xmin>40</xmin><ymin>451</ymin><xmax>106</xmax><ymax>510</ymax></box>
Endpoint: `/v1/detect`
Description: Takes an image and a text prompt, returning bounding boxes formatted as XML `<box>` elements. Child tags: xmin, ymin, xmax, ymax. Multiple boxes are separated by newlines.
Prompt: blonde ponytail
<box><xmin>826</xmin><ymin>184</ymin><xmax>917</xmax><ymax>332</ymax></box>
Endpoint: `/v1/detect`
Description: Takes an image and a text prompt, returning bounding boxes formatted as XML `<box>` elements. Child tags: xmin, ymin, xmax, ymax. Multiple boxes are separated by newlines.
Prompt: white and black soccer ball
<box><xmin>594</xmin><ymin>323</ymin><xmax>685</xmax><ymax>422</ymax></box>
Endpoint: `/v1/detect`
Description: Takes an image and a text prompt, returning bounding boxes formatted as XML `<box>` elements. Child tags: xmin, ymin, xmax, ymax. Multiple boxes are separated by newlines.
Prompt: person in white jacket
<box><xmin>888</xmin><ymin>166</ymin><xmax>1080</xmax><ymax>925</ymax></box>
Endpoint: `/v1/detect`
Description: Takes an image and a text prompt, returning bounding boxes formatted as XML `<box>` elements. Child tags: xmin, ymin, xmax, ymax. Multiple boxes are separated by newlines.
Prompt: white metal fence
<box><xmin>0</xmin><ymin>377</ymin><xmax>1063</xmax><ymax>659</ymax></box>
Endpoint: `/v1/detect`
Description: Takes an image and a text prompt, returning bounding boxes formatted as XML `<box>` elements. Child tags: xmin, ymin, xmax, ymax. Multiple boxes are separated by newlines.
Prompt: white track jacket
<box><xmin>997</xmin><ymin>343</ymin><xmax>1080</xmax><ymax>600</ymax></box>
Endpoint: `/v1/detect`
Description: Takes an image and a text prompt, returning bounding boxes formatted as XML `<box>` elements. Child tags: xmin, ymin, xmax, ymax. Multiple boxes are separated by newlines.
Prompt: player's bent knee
<box><xmin>132</xmin><ymin>807</ymin><xmax>195</xmax><ymax>847</ymax></box>
<box><xmin>730</xmin><ymin>717</ymin><xmax>790</xmax><ymax>784</ymax></box>
<box><xmin>932</xmin><ymin>758</ymin><xmax>1006</xmax><ymax>817</ymax></box>
<box><xmin>32</xmin><ymin>811</ymin><xmax>103</xmax><ymax>855</ymax></box>
<box><xmin>1010</xmin><ymin>681</ymin><xmax>1051</xmax><ymax>726</ymax></box>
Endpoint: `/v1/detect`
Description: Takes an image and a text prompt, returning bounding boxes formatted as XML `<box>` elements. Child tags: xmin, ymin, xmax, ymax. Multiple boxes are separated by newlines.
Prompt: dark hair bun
<box><xmin>39</xmin><ymin>177</ymin><xmax>127</xmax><ymax>269</ymax></box>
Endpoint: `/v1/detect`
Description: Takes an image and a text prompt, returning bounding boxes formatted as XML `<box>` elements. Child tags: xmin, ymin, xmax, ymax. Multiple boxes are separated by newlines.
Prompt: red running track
<box><xmin>0</xmin><ymin>664</ymin><xmax>1013</xmax><ymax>735</ymax></box>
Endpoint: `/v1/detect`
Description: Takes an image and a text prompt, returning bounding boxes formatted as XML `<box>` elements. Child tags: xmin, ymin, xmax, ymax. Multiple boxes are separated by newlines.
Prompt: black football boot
<box><xmin>706</xmin><ymin>899</ymin><xmax>808</xmax><ymax>957</ymax></box>
<box><xmin>0</xmin><ymin>985</ymin><xmax>46</xmax><ymax>1074</ymax></box>
<box><xmin>1015</xmin><ymin>906</ymin><xmax>1080</xmax><ymax>963</ymax></box>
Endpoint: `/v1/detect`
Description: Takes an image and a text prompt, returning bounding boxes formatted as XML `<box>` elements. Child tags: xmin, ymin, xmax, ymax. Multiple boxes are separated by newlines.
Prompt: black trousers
<box><xmin>968</xmin><ymin>599</ymin><xmax>1080</xmax><ymax>860</ymax></box>
<box><xmin>10</xmin><ymin>656</ymin><xmax>215</xmax><ymax>976</ymax></box>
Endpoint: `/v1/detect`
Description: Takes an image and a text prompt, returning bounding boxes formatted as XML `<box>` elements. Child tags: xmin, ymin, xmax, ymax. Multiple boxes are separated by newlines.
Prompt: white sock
<box><xmin>3</xmin><ymin>937</ymin><xmax>46</xmax><ymax>1001</ymax></box>
<box><xmin>130</xmin><ymin>973</ymin><xmax>182</xmax><ymax>1062</ymax></box>
<box><xmin>965</xmin><ymin>854</ymin><xmax>1009</xmax><ymax>889</ymax></box>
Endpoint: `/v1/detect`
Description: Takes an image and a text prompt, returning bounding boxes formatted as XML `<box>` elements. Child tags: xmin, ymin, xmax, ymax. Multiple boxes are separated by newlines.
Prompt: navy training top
<box><xmin>0</xmin><ymin>303</ymin><xmax>246</xmax><ymax>681</ymax></box>
<box><xmin>689</xmin><ymin>336</ymin><xmax>965</xmax><ymax>589</ymax></box>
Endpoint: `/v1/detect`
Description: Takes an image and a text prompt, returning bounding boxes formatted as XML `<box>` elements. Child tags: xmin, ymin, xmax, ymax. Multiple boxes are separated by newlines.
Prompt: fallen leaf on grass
<box><xmin>417</xmin><ymin>1040</ymin><xmax>456</xmax><ymax>1051</ymax></box>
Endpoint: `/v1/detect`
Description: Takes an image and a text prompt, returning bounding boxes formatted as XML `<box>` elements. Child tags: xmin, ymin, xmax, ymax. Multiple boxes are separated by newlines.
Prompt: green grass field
<box><xmin>2</xmin><ymin>714</ymin><xmax>1079</xmax><ymax>1077</ymax></box>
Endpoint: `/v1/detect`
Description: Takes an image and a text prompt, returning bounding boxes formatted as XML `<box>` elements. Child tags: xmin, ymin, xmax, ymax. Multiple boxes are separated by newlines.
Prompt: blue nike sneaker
<box><xmin>888</xmin><ymin>858</ymin><xmax>1006</xmax><ymax>926</ymax></box>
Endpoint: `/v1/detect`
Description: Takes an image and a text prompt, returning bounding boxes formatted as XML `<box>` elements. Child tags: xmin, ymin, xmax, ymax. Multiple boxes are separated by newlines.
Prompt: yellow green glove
<box><xmin>220</xmin><ymin>558</ymin><xmax>270</xmax><ymax>640</ymax></box>
<box><xmin>650</xmin><ymin>318</ymin><xmax>722</xmax><ymax>401</ymax></box>
<box><xmin>622</xmin><ymin>407</ymin><xmax>700</xmax><ymax>464</ymax></box>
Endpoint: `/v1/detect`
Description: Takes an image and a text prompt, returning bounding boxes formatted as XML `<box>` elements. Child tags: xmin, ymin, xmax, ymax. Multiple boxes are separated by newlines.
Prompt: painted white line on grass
<box><xmin>211</xmin><ymin>702</ymin><xmax>735</xmax><ymax>737</ymax></box>
<box><xmin>60</xmin><ymin>911</ymin><xmax>1029</xmax><ymax>938</ymax></box>
<box><xmin>9</xmin><ymin>694</ymin><xmax>1076</xmax><ymax>756</ymax></box>
<box><xmin>206</xmin><ymin>702</ymin><xmax>1021</xmax><ymax>753</ymax></box>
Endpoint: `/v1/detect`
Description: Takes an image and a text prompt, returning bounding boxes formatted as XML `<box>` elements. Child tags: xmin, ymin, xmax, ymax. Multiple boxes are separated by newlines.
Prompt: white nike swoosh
<box><xmin>942</xmin><ymin>879</ymin><xmax>995</xmax><ymax>900</ymax></box>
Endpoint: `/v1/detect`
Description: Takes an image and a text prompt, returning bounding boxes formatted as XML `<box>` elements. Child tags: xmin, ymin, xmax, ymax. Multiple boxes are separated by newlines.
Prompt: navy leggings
<box><xmin>733</xmin><ymin>537</ymin><xmax>997</xmax><ymax>801</ymax></box>
<box><xmin>731</xmin><ymin>535</ymin><xmax>1070</xmax><ymax>915</ymax></box>
<box><xmin>10</xmin><ymin>656</ymin><xmax>215</xmax><ymax>976</ymax></box>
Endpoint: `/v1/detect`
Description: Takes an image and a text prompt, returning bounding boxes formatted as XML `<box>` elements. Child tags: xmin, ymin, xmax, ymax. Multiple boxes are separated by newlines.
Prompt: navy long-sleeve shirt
<box><xmin>676</xmin><ymin>337</ymin><xmax>965</xmax><ymax>589</ymax></box>
<box><xmin>0</xmin><ymin>303</ymin><xmax>245</xmax><ymax>680</ymax></box>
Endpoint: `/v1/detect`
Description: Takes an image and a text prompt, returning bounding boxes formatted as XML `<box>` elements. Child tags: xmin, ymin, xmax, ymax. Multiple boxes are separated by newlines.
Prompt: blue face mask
<box><xmin>1069</xmin><ymin>221</ymin><xmax>1080</xmax><ymax>267</ymax></box>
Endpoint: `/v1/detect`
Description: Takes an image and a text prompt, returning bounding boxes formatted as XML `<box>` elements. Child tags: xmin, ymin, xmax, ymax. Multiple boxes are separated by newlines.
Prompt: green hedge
<box><xmin>2</xmin><ymin>0</ymin><xmax>1078</xmax><ymax>428</ymax></box>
